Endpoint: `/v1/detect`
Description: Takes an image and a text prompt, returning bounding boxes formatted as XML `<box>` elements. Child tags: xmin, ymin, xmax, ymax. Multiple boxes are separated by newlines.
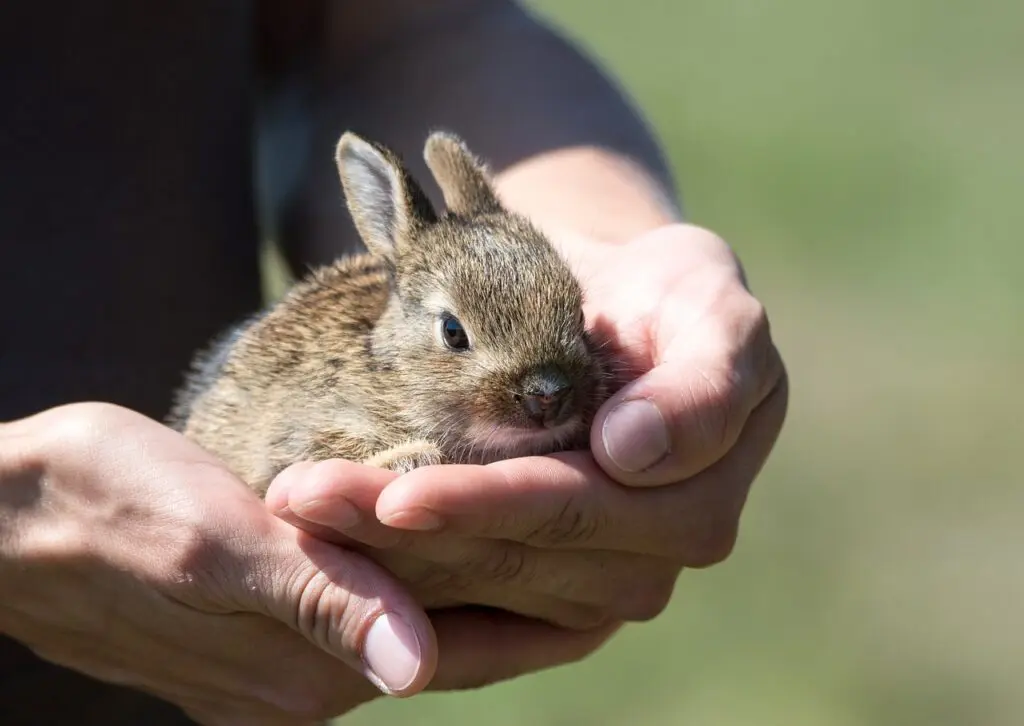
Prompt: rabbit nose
<box><xmin>523</xmin><ymin>389</ymin><xmax>569</xmax><ymax>419</ymax></box>
<box><xmin>520</xmin><ymin>369</ymin><xmax>573</xmax><ymax>426</ymax></box>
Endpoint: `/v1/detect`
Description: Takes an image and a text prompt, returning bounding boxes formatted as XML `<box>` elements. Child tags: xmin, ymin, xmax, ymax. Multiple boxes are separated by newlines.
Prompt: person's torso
<box><xmin>0</xmin><ymin>0</ymin><xmax>264</xmax><ymax>423</ymax></box>
<box><xmin>0</xmin><ymin>3</ymin><xmax>272</xmax><ymax>723</ymax></box>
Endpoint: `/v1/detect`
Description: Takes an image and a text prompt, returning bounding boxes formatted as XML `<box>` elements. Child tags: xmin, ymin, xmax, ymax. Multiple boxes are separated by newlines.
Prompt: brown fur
<box><xmin>169</xmin><ymin>130</ymin><xmax>611</xmax><ymax>496</ymax></box>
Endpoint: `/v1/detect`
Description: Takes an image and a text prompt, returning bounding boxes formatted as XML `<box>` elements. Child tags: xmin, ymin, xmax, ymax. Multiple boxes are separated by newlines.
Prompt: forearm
<box><xmin>350</xmin><ymin>1</ymin><xmax>684</xmax><ymax>241</ymax></box>
<box><xmin>494</xmin><ymin>145</ymin><xmax>682</xmax><ymax>258</ymax></box>
<box><xmin>270</xmin><ymin>1</ymin><xmax>681</xmax><ymax>269</ymax></box>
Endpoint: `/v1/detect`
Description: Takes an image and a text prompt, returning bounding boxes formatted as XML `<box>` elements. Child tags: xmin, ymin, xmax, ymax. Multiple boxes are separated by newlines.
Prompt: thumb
<box><xmin>233</xmin><ymin>521</ymin><xmax>438</xmax><ymax>697</ymax></box>
<box><xmin>592</xmin><ymin>300</ymin><xmax>783</xmax><ymax>487</ymax></box>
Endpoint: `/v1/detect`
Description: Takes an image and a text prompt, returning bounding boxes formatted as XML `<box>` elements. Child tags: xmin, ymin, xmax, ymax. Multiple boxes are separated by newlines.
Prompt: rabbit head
<box><xmin>335</xmin><ymin>130</ymin><xmax>607</xmax><ymax>460</ymax></box>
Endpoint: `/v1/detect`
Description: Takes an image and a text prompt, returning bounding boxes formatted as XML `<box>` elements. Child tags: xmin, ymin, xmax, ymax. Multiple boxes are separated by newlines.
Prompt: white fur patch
<box><xmin>463</xmin><ymin>417</ymin><xmax>582</xmax><ymax>462</ymax></box>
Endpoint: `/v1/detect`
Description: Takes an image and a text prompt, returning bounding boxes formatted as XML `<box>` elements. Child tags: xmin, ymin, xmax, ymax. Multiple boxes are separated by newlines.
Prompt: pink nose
<box><xmin>523</xmin><ymin>386</ymin><xmax>569</xmax><ymax>423</ymax></box>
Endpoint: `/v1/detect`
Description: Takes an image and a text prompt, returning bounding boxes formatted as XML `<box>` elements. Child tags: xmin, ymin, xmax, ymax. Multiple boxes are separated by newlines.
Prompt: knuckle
<box><xmin>18</xmin><ymin>520</ymin><xmax>92</xmax><ymax>570</ymax></box>
<box><xmin>615</xmin><ymin>574</ymin><xmax>679</xmax><ymax>622</ymax></box>
<box><xmin>38</xmin><ymin>403</ymin><xmax>110</xmax><ymax>452</ymax></box>
<box><xmin>557</xmin><ymin>604</ymin><xmax>614</xmax><ymax>632</ymax></box>
<box><xmin>685</xmin><ymin>294</ymin><xmax>775</xmax><ymax>455</ymax></box>
<box><xmin>161</xmin><ymin>506</ymin><xmax>249</xmax><ymax>603</ymax></box>
<box><xmin>683</xmin><ymin>518</ymin><xmax>739</xmax><ymax>568</ymax></box>
<box><xmin>446</xmin><ymin>665</ymin><xmax>503</xmax><ymax>693</ymax></box>
<box><xmin>248</xmin><ymin>681</ymin><xmax>338</xmax><ymax>722</ymax></box>
<box><xmin>748</xmin><ymin>300</ymin><xmax>782</xmax><ymax>376</ymax></box>
<box><xmin>31</xmin><ymin>402</ymin><xmax>143</xmax><ymax>470</ymax></box>
<box><xmin>480</xmin><ymin>544</ymin><xmax>532</xmax><ymax>586</ymax></box>
<box><xmin>689</xmin><ymin>366</ymin><xmax>746</xmax><ymax>452</ymax></box>
<box><xmin>526</xmin><ymin>494</ymin><xmax>603</xmax><ymax>548</ymax></box>
<box><xmin>282</xmin><ymin>688</ymin><xmax>337</xmax><ymax>721</ymax></box>
<box><xmin>410</xmin><ymin>567</ymin><xmax>472</xmax><ymax>604</ymax></box>
<box><xmin>288</xmin><ymin>549</ymin><xmax>398</xmax><ymax>651</ymax></box>
<box><xmin>286</xmin><ymin>698</ymin><xmax>336</xmax><ymax>722</ymax></box>
<box><xmin>290</xmin><ymin>565</ymin><xmax>341</xmax><ymax>641</ymax></box>
<box><xmin>745</xmin><ymin>295</ymin><xmax>769</xmax><ymax>334</ymax></box>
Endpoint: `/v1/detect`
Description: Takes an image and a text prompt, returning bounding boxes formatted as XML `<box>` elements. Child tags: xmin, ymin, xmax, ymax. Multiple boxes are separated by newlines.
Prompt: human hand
<box><xmin>268</xmin><ymin>223</ymin><xmax>787</xmax><ymax>630</ymax></box>
<box><xmin>0</xmin><ymin>403</ymin><xmax>617</xmax><ymax>725</ymax></box>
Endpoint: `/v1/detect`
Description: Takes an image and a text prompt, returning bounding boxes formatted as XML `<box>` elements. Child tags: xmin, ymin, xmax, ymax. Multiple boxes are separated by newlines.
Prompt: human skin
<box><xmin>0</xmin><ymin>403</ymin><xmax>620</xmax><ymax>726</ymax></box>
<box><xmin>267</xmin><ymin>0</ymin><xmax>788</xmax><ymax>632</ymax></box>
<box><xmin>0</xmin><ymin>2</ymin><xmax>787</xmax><ymax>724</ymax></box>
<box><xmin>269</xmin><ymin>220</ymin><xmax>788</xmax><ymax>631</ymax></box>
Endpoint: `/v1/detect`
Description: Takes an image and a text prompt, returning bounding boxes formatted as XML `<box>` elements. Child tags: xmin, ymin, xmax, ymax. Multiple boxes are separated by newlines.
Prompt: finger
<box><xmin>267</xmin><ymin>462</ymin><xmax>666</xmax><ymax>627</ymax></box>
<box><xmin>427</xmin><ymin>607</ymin><xmax>623</xmax><ymax>692</ymax></box>
<box><xmin>265</xmin><ymin>459</ymin><xmax>407</xmax><ymax>549</ymax></box>
<box><xmin>592</xmin><ymin>290</ymin><xmax>784</xmax><ymax>487</ymax></box>
<box><xmin>321</xmin><ymin>542</ymin><xmax>610</xmax><ymax>629</ymax></box>
<box><xmin>357</xmin><ymin>534</ymin><xmax>680</xmax><ymax>625</ymax></box>
<box><xmin>224</xmin><ymin>521</ymin><xmax>439</xmax><ymax>697</ymax></box>
<box><xmin>376</xmin><ymin>373</ymin><xmax>788</xmax><ymax>565</ymax></box>
<box><xmin>181</xmin><ymin>696</ymin><xmax>340</xmax><ymax>726</ymax></box>
<box><xmin>113</xmin><ymin>600</ymin><xmax>381</xmax><ymax>720</ymax></box>
<box><xmin>264</xmin><ymin>461</ymin><xmax>349</xmax><ymax>545</ymax></box>
<box><xmin>180</xmin><ymin>702</ymin><xmax>319</xmax><ymax>726</ymax></box>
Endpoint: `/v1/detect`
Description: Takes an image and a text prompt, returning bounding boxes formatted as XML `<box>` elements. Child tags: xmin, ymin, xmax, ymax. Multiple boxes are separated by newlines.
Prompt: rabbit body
<box><xmin>171</xmin><ymin>131</ymin><xmax>609</xmax><ymax>495</ymax></box>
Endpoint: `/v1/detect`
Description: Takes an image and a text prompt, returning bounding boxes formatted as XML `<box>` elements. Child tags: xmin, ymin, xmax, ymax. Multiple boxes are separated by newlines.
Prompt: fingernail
<box><xmin>379</xmin><ymin>508</ymin><xmax>443</xmax><ymax>531</ymax></box>
<box><xmin>602</xmin><ymin>398</ymin><xmax>670</xmax><ymax>472</ymax></box>
<box><xmin>363</xmin><ymin>613</ymin><xmax>422</xmax><ymax>694</ymax></box>
<box><xmin>292</xmin><ymin>497</ymin><xmax>361</xmax><ymax>530</ymax></box>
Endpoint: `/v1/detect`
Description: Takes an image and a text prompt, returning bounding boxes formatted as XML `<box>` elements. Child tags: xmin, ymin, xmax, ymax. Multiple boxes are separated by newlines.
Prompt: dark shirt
<box><xmin>1</xmin><ymin>2</ymin><xmax>269</xmax><ymax>722</ymax></box>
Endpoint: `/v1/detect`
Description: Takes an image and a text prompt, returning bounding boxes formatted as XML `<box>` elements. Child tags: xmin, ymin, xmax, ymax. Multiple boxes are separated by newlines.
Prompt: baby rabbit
<box><xmin>170</xmin><ymin>130</ymin><xmax>610</xmax><ymax>496</ymax></box>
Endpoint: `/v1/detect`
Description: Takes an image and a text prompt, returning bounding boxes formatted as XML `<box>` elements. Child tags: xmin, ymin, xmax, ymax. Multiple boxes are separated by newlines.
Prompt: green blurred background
<box><xmin>339</xmin><ymin>1</ymin><xmax>1024</xmax><ymax>724</ymax></box>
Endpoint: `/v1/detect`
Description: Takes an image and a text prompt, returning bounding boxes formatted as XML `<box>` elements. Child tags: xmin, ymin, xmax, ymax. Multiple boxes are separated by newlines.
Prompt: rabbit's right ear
<box><xmin>423</xmin><ymin>131</ymin><xmax>503</xmax><ymax>217</ymax></box>
<box><xmin>335</xmin><ymin>132</ymin><xmax>437</xmax><ymax>262</ymax></box>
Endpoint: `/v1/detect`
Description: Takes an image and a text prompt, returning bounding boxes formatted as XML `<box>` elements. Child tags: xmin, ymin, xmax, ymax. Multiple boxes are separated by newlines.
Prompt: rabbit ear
<box><xmin>423</xmin><ymin>131</ymin><xmax>502</xmax><ymax>216</ymax></box>
<box><xmin>335</xmin><ymin>132</ymin><xmax>437</xmax><ymax>261</ymax></box>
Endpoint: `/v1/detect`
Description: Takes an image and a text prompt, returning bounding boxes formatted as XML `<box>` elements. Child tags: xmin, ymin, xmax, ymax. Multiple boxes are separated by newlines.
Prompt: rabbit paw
<box><xmin>364</xmin><ymin>440</ymin><xmax>445</xmax><ymax>474</ymax></box>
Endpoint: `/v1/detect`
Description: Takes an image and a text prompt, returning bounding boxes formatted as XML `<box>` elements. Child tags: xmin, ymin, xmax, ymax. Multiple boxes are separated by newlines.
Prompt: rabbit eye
<box><xmin>441</xmin><ymin>314</ymin><xmax>469</xmax><ymax>351</ymax></box>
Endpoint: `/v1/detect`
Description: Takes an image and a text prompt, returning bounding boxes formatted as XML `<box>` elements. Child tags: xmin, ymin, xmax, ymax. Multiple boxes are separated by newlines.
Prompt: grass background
<box><xmin>336</xmin><ymin>1</ymin><xmax>1024</xmax><ymax>724</ymax></box>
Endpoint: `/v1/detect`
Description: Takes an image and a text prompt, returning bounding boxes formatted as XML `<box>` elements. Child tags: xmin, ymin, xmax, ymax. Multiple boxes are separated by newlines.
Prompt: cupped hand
<box><xmin>575</xmin><ymin>223</ymin><xmax>788</xmax><ymax>491</ymax></box>
<box><xmin>268</xmin><ymin>223</ymin><xmax>787</xmax><ymax>631</ymax></box>
<box><xmin>0</xmin><ymin>403</ymin><xmax>617</xmax><ymax>726</ymax></box>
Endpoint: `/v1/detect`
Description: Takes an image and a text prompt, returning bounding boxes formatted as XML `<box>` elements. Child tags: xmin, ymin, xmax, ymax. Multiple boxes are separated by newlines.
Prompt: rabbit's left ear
<box><xmin>335</xmin><ymin>132</ymin><xmax>438</xmax><ymax>262</ymax></box>
<box><xmin>423</xmin><ymin>130</ymin><xmax>502</xmax><ymax>217</ymax></box>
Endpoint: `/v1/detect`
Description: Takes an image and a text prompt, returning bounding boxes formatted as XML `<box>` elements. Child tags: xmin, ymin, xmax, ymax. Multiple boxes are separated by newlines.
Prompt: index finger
<box><xmin>374</xmin><ymin>377</ymin><xmax>786</xmax><ymax>564</ymax></box>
